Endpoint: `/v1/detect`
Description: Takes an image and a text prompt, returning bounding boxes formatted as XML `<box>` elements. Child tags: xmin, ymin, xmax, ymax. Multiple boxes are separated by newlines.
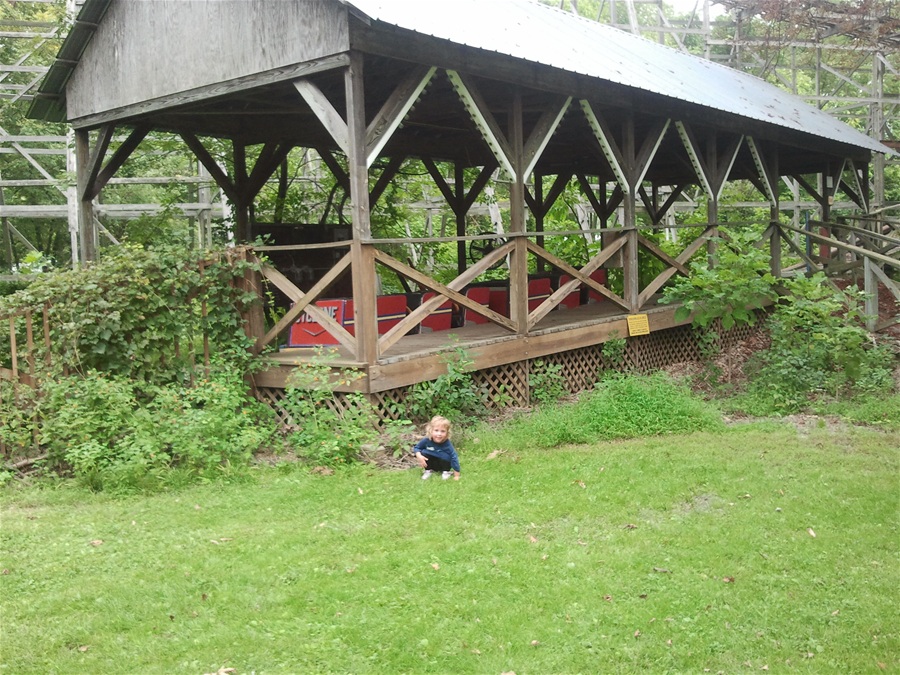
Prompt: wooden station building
<box><xmin>28</xmin><ymin>0</ymin><xmax>894</xmax><ymax>414</ymax></box>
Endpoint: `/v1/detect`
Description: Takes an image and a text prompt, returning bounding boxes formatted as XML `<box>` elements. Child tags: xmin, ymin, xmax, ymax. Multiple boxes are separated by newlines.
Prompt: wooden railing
<box><xmin>1</xmin><ymin>303</ymin><xmax>51</xmax><ymax>388</ymax></box>
<box><xmin>249</xmin><ymin>224</ymin><xmax>723</xmax><ymax>360</ymax></box>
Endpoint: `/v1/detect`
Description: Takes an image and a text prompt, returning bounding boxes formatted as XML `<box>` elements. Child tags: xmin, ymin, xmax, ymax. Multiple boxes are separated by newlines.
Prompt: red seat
<box><xmin>586</xmin><ymin>269</ymin><xmax>608</xmax><ymax>303</ymax></box>
<box><xmin>464</xmin><ymin>287</ymin><xmax>491</xmax><ymax>325</ymax></box>
<box><xmin>558</xmin><ymin>274</ymin><xmax>581</xmax><ymax>309</ymax></box>
<box><xmin>420</xmin><ymin>292</ymin><xmax>453</xmax><ymax>332</ymax></box>
<box><xmin>527</xmin><ymin>277</ymin><xmax>552</xmax><ymax>312</ymax></box>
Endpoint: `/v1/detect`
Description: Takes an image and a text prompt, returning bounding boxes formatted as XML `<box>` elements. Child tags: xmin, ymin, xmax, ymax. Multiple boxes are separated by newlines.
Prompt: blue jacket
<box><xmin>413</xmin><ymin>437</ymin><xmax>460</xmax><ymax>473</ymax></box>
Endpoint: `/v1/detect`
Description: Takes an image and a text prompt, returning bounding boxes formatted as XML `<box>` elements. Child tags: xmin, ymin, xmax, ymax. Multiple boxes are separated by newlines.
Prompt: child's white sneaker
<box><xmin>441</xmin><ymin>471</ymin><xmax>452</xmax><ymax>480</ymax></box>
<box><xmin>421</xmin><ymin>470</ymin><xmax>433</xmax><ymax>480</ymax></box>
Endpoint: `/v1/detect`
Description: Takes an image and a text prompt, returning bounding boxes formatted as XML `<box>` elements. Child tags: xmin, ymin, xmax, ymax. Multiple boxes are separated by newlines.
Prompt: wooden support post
<box><xmin>508</xmin><ymin>90</ymin><xmax>528</xmax><ymax>333</ymax></box>
<box><xmin>455</xmin><ymin>163</ymin><xmax>466</xmax><ymax>276</ymax></box>
<box><xmin>74</xmin><ymin>129</ymin><xmax>97</xmax><ymax>262</ymax></box>
<box><xmin>621</xmin><ymin>120</ymin><xmax>639</xmax><ymax>311</ymax></box>
<box><xmin>346</xmin><ymin>52</ymin><xmax>377</xmax><ymax>364</ymax></box>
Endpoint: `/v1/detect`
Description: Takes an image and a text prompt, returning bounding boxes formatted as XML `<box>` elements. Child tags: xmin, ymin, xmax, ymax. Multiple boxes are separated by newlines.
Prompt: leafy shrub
<box><xmin>37</xmin><ymin>365</ymin><xmax>275</xmax><ymax>492</ymax></box>
<box><xmin>0</xmin><ymin>243</ymin><xmax>259</xmax><ymax>386</ymax></box>
<box><xmin>742</xmin><ymin>274</ymin><xmax>896</xmax><ymax>413</ymax></box>
<box><xmin>529</xmin><ymin>359</ymin><xmax>567</xmax><ymax>405</ymax></box>
<box><xmin>280</xmin><ymin>355</ymin><xmax>379</xmax><ymax>467</ymax></box>
<box><xmin>661</xmin><ymin>228</ymin><xmax>776</xmax><ymax>331</ymax></box>
<box><xmin>496</xmin><ymin>372</ymin><xmax>724</xmax><ymax>449</ymax></box>
<box><xmin>405</xmin><ymin>346</ymin><xmax>488</xmax><ymax>423</ymax></box>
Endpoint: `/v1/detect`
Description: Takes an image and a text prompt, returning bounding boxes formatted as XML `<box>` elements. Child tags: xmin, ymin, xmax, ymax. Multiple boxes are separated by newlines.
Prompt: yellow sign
<box><xmin>627</xmin><ymin>313</ymin><xmax>650</xmax><ymax>336</ymax></box>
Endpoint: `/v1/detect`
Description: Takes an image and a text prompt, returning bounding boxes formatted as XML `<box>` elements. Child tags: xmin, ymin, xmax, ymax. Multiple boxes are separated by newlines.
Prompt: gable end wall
<box><xmin>66</xmin><ymin>0</ymin><xmax>349</xmax><ymax>122</ymax></box>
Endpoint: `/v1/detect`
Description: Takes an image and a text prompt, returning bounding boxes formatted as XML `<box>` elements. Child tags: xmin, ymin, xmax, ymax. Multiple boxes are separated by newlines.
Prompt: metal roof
<box><xmin>345</xmin><ymin>0</ymin><xmax>891</xmax><ymax>156</ymax></box>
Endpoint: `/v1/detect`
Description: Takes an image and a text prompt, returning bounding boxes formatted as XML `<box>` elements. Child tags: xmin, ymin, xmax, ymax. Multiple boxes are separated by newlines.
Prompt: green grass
<box><xmin>2</xmin><ymin>422</ymin><xmax>897</xmax><ymax>674</ymax></box>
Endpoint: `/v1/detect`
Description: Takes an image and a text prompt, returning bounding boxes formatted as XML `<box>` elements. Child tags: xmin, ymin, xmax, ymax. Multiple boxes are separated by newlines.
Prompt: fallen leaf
<box><xmin>877</xmin><ymin>662</ymin><xmax>887</xmax><ymax>670</ymax></box>
<box><xmin>667</xmin><ymin>639</ymin><xmax>673</xmax><ymax>646</ymax></box>
<box><xmin>634</xmin><ymin>630</ymin><xmax>641</xmax><ymax>638</ymax></box>
<box><xmin>573</xmin><ymin>480</ymin><xmax>586</xmax><ymax>489</ymax></box>
<box><xmin>832</xmin><ymin>610</ymin><xmax>840</xmax><ymax>616</ymax></box>
<box><xmin>201</xmin><ymin>593</ymin><xmax>208</xmax><ymax>601</ymax></box>
<box><xmin>541</xmin><ymin>554</ymin><xmax>549</xmax><ymax>560</ymax></box>
<box><xmin>761</xmin><ymin>666</ymin><xmax>769</xmax><ymax>671</ymax></box>
<box><xmin>723</xmin><ymin>576</ymin><xmax>735</xmax><ymax>583</ymax></box>
<box><xmin>1</xmin><ymin>569</ymin><xmax>9</xmax><ymax>575</ymax></box>
<box><xmin>623</xmin><ymin>523</ymin><xmax>637</xmax><ymax>530</ymax></box>
<box><xmin>577</xmin><ymin>540</ymin><xmax>587</xmax><ymax>546</ymax></box>
<box><xmin>529</xmin><ymin>535</ymin><xmax>538</xmax><ymax>543</ymax></box>
<box><xmin>530</xmin><ymin>640</ymin><xmax>540</xmax><ymax>646</ymax></box>
<box><xmin>78</xmin><ymin>645</ymin><xmax>89</xmax><ymax>653</ymax></box>
<box><xmin>485</xmin><ymin>449</ymin><xmax>505</xmax><ymax>460</ymax></box>
<box><xmin>346</xmin><ymin>566</ymin><xmax>357</xmax><ymax>573</ymax></box>
<box><xmin>639</xmin><ymin>594</ymin><xmax>648</xmax><ymax>599</ymax></box>
<box><xmin>653</xmin><ymin>567</ymin><xmax>671</xmax><ymax>574</ymax></box>
<box><xmin>603</xmin><ymin>595</ymin><xmax>612</xmax><ymax>601</ymax></box>
<box><xmin>471</xmin><ymin>648</ymin><xmax>481</xmax><ymax>655</ymax></box>
<box><xmin>194</xmin><ymin>504</ymin><xmax>201</xmax><ymax>510</ymax></box>
<box><xmin>89</xmin><ymin>540</ymin><xmax>103</xmax><ymax>547</ymax></box>
<box><xmin>357</xmin><ymin>487</ymin><xmax>364</xmax><ymax>495</ymax></box>
<box><xmin>492</xmin><ymin>558</ymin><xmax>498</xmax><ymax>566</ymax></box>
<box><xmin>808</xmin><ymin>528</ymin><xmax>817</xmax><ymax>538</ymax></box>
<box><xmin>431</xmin><ymin>563</ymin><xmax>440</xmax><ymax>570</ymax></box>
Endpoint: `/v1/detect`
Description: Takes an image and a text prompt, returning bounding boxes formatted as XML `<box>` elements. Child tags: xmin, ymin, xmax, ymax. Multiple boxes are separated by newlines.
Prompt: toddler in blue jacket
<box><xmin>413</xmin><ymin>415</ymin><xmax>460</xmax><ymax>481</ymax></box>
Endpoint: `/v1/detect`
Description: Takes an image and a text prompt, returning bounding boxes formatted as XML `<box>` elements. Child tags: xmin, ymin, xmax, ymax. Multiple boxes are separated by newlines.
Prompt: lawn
<box><xmin>1</xmin><ymin>422</ymin><xmax>897</xmax><ymax>674</ymax></box>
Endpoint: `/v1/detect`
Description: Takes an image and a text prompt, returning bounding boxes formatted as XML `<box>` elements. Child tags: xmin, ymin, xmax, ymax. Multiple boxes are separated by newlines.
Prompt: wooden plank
<box><xmin>522</xmin><ymin>96</ymin><xmax>571</xmax><ymax>178</ymax></box>
<box><xmin>675</xmin><ymin>121</ymin><xmax>713</xmax><ymax>198</ymax></box>
<box><xmin>67</xmin><ymin>0</ymin><xmax>350</xmax><ymax>122</ymax></box>
<box><xmin>294</xmin><ymin>78</ymin><xmax>350</xmax><ymax>157</ymax></box>
<box><xmin>255</xmin><ymin>252</ymin><xmax>353</xmax><ymax>353</ymax></box>
<box><xmin>781</xmin><ymin>223</ymin><xmax>900</xmax><ymax>269</ymax></box>
<box><xmin>373</xmin><ymin>246</ymin><xmax>516</xmax><ymax>352</ymax></box>
<box><xmin>636</xmin><ymin>233</ymin><xmax>690</xmax><ymax>275</ymax></box>
<box><xmin>366</xmin><ymin>65</ymin><xmax>435</xmax><ymax>166</ymax></box>
<box><xmin>581</xmin><ymin>101</ymin><xmax>628</xmax><ymax>192</ymax></box>
<box><xmin>181</xmin><ymin>133</ymin><xmax>239</xmax><ymax>203</ymax></box>
<box><xmin>88</xmin><ymin>125</ymin><xmax>150</xmax><ymax>200</ymax></box>
<box><xmin>446</xmin><ymin>70</ymin><xmax>515</xmax><ymax>177</ymax></box>
<box><xmin>524</xmin><ymin>237</ymin><xmax>629</xmax><ymax>309</ymax></box>
<box><xmin>637</xmin><ymin>225</ymin><xmax>715</xmax><ymax>307</ymax></box>
<box><xmin>368</xmin><ymin>305</ymin><xmax>688</xmax><ymax>392</ymax></box>
<box><xmin>633</xmin><ymin>118</ymin><xmax>670</xmax><ymax>187</ymax></box>
<box><xmin>80</xmin><ymin>123</ymin><xmax>114</xmax><ymax>202</ymax></box>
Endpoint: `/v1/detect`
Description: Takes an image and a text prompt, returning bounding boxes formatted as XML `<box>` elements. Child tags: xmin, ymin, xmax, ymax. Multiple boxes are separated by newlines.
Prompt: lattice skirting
<box><xmin>257</xmin><ymin>322</ymin><xmax>750</xmax><ymax>424</ymax></box>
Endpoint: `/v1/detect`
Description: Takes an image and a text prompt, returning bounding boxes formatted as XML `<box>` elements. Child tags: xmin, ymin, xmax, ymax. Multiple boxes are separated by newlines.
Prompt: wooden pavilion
<box><xmin>28</xmin><ymin>0</ymin><xmax>895</xmax><ymax>413</ymax></box>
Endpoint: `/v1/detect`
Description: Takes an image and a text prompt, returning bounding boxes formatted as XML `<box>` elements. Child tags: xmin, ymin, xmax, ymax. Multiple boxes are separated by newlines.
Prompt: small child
<box><xmin>413</xmin><ymin>415</ymin><xmax>460</xmax><ymax>481</ymax></box>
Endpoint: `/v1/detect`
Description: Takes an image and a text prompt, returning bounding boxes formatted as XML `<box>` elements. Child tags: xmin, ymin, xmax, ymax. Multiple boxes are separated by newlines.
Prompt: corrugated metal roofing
<box><xmin>345</xmin><ymin>0</ymin><xmax>891</xmax><ymax>156</ymax></box>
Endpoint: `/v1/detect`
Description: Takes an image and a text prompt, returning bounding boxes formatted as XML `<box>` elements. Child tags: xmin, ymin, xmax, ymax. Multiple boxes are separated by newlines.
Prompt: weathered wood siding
<box><xmin>66</xmin><ymin>0</ymin><xmax>349</xmax><ymax>122</ymax></box>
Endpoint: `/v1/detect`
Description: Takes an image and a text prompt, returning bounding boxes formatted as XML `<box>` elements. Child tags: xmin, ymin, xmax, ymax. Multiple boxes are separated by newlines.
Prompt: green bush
<box><xmin>405</xmin><ymin>345</ymin><xmax>488</xmax><ymax>423</ymax></box>
<box><xmin>742</xmin><ymin>274</ymin><xmax>896</xmax><ymax>413</ymax></box>
<box><xmin>528</xmin><ymin>359</ymin><xmax>567</xmax><ymax>405</ymax></box>
<box><xmin>37</xmin><ymin>365</ymin><xmax>275</xmax><ymax>492</ymax></box>
<box><xmin>494</xmin><ymin>372</ymin><xmax>724</xmax><ymax>449</ymax></box>
<box><xmin>0</xmin><ymin>243</ymin><xmax>258</xmax><ymax>385</ymax></box>
<box><xmin>280</xmin><ymin>356</ymin><xmax>379</xmax><ymax>467</ymax></box>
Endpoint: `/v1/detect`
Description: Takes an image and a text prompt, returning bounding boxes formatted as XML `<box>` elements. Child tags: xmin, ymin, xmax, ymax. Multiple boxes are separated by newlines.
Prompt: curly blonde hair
<box><xmin>426</xmin><ymin>415</ymin><xmax>452</xmax><ymax>440</ymax></box>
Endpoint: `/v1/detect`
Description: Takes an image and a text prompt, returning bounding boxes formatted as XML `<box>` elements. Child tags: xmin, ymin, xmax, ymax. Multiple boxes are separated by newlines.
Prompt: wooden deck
<box><xmin>255</xmin><ymin>297</ymin><xmax>686</xmax><ymax>393</ymax></box>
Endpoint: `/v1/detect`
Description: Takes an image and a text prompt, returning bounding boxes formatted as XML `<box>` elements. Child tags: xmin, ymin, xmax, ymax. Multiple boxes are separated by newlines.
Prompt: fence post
<box><xmin>864</xmin><ymin>257</ymin><xmax>878</xmax><ymax>332</ymax></box>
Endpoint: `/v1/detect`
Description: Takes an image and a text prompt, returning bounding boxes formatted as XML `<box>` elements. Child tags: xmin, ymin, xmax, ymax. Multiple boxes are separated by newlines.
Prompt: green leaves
<box><xmin>1</xmin><ymin>244</ymin><xmax>256</xmax><ymax>384</ymax></box>
<box><xmin>661</xmin><ymin>228</ymin><xmax>776</xmax><ymax>332</ymax></box>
